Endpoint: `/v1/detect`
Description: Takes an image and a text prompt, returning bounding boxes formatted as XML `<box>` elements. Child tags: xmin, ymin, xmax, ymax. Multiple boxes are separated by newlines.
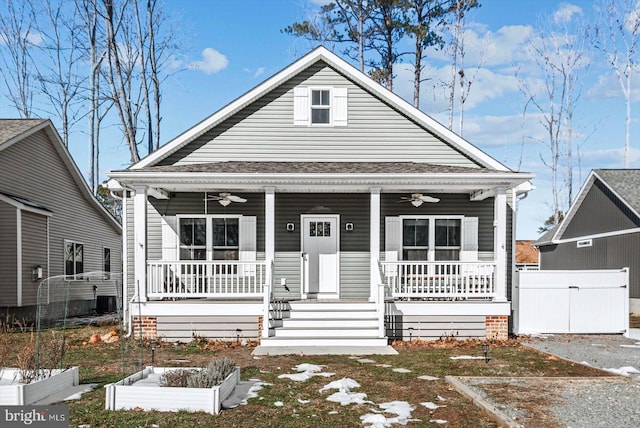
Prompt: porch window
<box><xmin>434</xmin><ymin>219</ymin><xmax>461</xmax><ymax>260</ymax></box>
<box><xmin>400</xmin><ymin>217</ymin><xmax>462</xmax><ymax>261</ymax></box>
<box><xmin>311</xmin><ymin>89</ymin><xmax>330</xmax><ymax>124</ymax></box>
<box><xmin>64</xmin><ymin>241</ymin><xmax>83</xmax><ymax>276</ymax></box>
<box><xmin>178</xmin><ymin>216</ymin><xmax>239</xmax><ymax>261</ymax></box>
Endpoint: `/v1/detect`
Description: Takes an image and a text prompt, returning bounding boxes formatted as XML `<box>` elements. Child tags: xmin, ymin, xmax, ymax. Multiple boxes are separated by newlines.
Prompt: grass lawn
<box><xmin>1</xmin><ymin>324</ymin><xmax>610</xmax><ymax>427</ymax></box>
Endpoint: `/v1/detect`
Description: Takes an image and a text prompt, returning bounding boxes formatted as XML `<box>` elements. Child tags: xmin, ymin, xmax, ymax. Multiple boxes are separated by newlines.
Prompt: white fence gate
<box><xmin>513</xmin><ymin>269</ymin><xmax>629</xmax><ymax>335</ymax></box>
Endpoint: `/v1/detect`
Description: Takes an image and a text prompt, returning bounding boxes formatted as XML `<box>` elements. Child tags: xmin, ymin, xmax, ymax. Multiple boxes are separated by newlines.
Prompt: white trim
<box><xmin>134</xmin><ymin>186</ymin><xmax>147</xmax><ymax>302</ymax></box>
<box><xmin>176</xmin><ymin>214</ymin><xmax>243</xmax><ymax>261</ymax></box>
<box><xmin>130</xmin><ymin>300</ymin><xmax>263</xmax><ymax>317</ymax></box>
<box><xmin>493</xmin><ymin>188</ymin><xmax>507</xmax><ymax>302</ymax></box>
<box><xmin>309</xmin><ymin>87</ymin><xmax>332</xmax><ymax>126</ymax></box>
<box><xmin>398</xmin><ymin>215</ymin><xmax>464</xmax><ymax>261</ymax></box>
<box><xmin>370</xmin><ymin>188</ymin><xmax>381</xmax><ymax>301</ymax></box>
<box><xmin>553</xmin><ymin>227</ymin><xmax>640</xmax><ymax>244</ymax></box>
<box><xmin>127</xmin><ymin>47</ymin><xmax>509</xmax><ymax>171</ymax></box>
<box><xmin>16</xmin><ymin>209</ymin><xmax>22</xmax><ymax>307</ymax></box>
<box><xmin>0</xmin><ymin>193</ymin><xmax>53</xmax><ymax>217</ymax></box>
<box><xmin>393</xmin><ymin>301</ymin><xmax>510</xmax><ymax>316</ymax></box>
<box><xmin>122</xmin><ymin>189</ymin><xmax>129</xmax><ymax>325</ymax></box>
<box><xmin>264</xmin><ymin>186</ymin><xmax>275</xmax><ymax>273</ymax></box>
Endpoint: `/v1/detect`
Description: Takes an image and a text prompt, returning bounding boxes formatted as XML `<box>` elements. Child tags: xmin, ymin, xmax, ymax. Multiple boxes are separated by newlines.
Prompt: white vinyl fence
<box><xmin>513</xmin><ymin>268</ymin><xmax>629</xmax><ymax>335</ymax></box>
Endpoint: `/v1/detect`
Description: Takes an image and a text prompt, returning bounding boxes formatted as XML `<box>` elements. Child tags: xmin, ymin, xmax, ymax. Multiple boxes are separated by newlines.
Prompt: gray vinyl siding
<box><xmin>0</xmin><ymin>128</ymin><xmax>122</xmax><ymax>312</ymax></box>
<box><xmin>273</xmin><ymin>252</ymin><xmax>300</xmax><ymax>299</ymax></box>
<box><xmin>156</xmin><ymin>315</ymin><xmax>261</xmax><ymax>341</ymax></box>
<box><xmin>380</xmin><ymin>193</ymin><xmax>495</xmax><ymax>253</ymax></box>
<box><xmin>20</xmin><ymin>211</ymin><xmax>48</xmax><ymax>306</ymax></box>
<box><xmin>386</xmin><ymin>314</ymin><xmax>486</xmax><ymax>340</ymax></box>
<box><xmin>0</xmin><ymin>201</ymin><xmax>17</xmax><ymax>305</ymax></box>
<box><xmin>561</xmin><ymin>180</ymin><xmax>640</xmax><ymax>239</ymax></box>
<box><xmin>160</xmin><ymin>62</ymin><xmax>480</xmax><ymax>167</ymax></box>
<box><xmin>539</xmin><ymin>233</ymin><xmax>640</xmax><ymax>299</ymax></box>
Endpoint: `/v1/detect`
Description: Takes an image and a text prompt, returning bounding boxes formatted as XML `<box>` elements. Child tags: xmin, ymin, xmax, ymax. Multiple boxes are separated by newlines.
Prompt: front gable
<box><xmin>559</xmin><ymin>178</ymin><xmax>640</xmax><ymax>240</ymax></box>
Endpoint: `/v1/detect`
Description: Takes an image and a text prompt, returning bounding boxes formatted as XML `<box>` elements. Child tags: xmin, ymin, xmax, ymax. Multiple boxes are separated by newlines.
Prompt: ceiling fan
<box><xmin>205</xmin><ymin>192</ymin><xmax>247</xmax><ymax>207</ymax></box>
<box><xmin>399</xmin><ymin>193</ymin><xmax>440</xmax><ymax>207</ymax></box>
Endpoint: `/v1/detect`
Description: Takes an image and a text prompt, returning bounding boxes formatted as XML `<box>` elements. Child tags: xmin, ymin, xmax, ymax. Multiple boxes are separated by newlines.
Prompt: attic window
<box><xmin>577</xmin><ymin>239</ymin><xmax>592</xmax><ymax>248</ymax></box>
<box><xmin>311</xmin><ymin>89</ymin><xmax>331</xmax><ymax>124</ymax></box>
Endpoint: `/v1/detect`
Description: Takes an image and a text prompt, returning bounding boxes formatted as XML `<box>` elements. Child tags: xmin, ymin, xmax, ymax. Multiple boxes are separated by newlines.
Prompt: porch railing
<box><xmin>379</xmin><ymin>261</ymin><xmax>496</xmax><ymax>300</ymax></box>
<box><xmin>147</xmin><ymin>261</ymin><xmax>267</xmax><ymax>299</ymax></box>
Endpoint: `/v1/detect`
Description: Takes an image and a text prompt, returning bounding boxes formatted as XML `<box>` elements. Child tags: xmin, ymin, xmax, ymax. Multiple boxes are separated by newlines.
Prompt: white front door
<box><xmin>301</xmin><ymin>215</ymin><xmax>339</xmax><ymax>299</ymax></box>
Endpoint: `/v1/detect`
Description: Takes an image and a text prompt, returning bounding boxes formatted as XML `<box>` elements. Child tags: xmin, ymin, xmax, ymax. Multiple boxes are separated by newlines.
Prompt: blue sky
<box><xmin>9</xmin><ymin>0</ymin><xmax>639</xmax><ymax>239</ymax></box>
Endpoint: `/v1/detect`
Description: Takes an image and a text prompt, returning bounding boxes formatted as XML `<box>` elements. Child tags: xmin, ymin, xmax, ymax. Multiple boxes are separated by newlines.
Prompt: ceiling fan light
<box><xmin>411</xmin><ymin>199</ymin><xmax>423</xmax><ymax>207</ymax></box>
<box><xmin>218</xmin><ymin>199</ymin><xmax>231</xmax><ymax>207</ymax></box>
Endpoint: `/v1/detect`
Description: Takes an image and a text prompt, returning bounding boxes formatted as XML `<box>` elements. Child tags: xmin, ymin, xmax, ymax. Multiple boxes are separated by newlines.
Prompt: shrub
<box><xmin>159</xmin><ymin>358</ymin><xmax>236</xmax><ymax>388</ymax></box>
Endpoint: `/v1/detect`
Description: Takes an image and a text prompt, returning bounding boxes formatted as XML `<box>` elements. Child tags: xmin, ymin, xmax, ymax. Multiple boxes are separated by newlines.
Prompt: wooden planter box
<box><xmin>104</xmin><ymin>366</ymin><xmax>240</xmax><ymax>415</ymax></box>
<box><xmin>0</xmin><ymin>367</ymin><xmax>79</xmax><ymax>405</ymax></box>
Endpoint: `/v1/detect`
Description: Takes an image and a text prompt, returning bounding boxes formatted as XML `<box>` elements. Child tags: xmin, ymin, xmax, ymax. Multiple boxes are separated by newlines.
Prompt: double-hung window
<box><xmin>401</xmin><ymin>217</ymin><xmax>462</xmax><ymax>261</ymax></box>
<box><xmin>178</xmin><ymin>216</ymin><xmax>240</xmax><ymax>262</ymax></box>
<box><xmin>310</xmin><ymin>89</ymin><xmax>331</xmax><ymax>124</ymax></box>
<box><xmin>65</xmin><ymin>241</ymin><xmax>84</xmax><ymax>276</ymax></box>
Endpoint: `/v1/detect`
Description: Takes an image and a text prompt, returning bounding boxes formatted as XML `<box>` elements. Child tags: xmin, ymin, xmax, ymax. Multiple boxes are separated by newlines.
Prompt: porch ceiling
<box><xmin>109</xmin><ymin>161</ymin><xmax>534</xmax><ymax>196</ymax></box>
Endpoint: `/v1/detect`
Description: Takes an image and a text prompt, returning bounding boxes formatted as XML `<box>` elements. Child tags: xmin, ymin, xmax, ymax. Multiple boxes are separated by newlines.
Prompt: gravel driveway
<box><xmin>459</xmin><ymin>332</ymin><xmax>640</xmax><ymax>427</ymax></box>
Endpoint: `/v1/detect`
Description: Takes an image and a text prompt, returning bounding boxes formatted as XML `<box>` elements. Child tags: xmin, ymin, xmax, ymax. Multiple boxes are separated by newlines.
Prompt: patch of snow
<box><xmin>392</xmin><ymin>368</ymin><xmax>411</xmax><ymax>373</ymax></box>
<box><xmin>603</xmin><ymin>366</ymin><xmax>640</xmax><ymax>376</ymax></box>
<box><xmin>591</xmin><ymin>343</ymin><xmax>606</xmax><ymax>347</ymax></box>
<box><xmin>297</xmin><ymin>398</ymin><xmax>310</xmax><ymax>404</ymax></box>
<box><xmin>375</xmin><ymin>364</ymin><xmax>393</xmax><ymax>368</ymax></box>
<box><xmin>243</xmin><ymin>380</ymin><xmax>272</xmax><ymax>404</ymax></box>
<box><xmin>418</xmin><ymin>375</ymin><xmax>439</xmax><ymax>381</ymax></box>
<box><xmin>437</xmin><ymin>395</ymin><xmax>446</xmax><ymax>401</ymax></box>
<box><xmin>253</xmin><ymin>356</ymin><xmax>262</xmax><ymax>360</ymax></box>
<box><xmin>348</xmin><ymin>356</ymin><xmax>360</xmax><ymax>359</ymax></box>
<box><xmin>274</xmin><ymin>401</ymin><xmax>284</xmax><ymax>407</ymax></box>
<box><xmin>619</xmin><ymin>344</ymin><xmax>640</xmax><ymax>349</ymax></box>
<box><xmin>357</xmin><ymin>358</ymin><xmax>377</xmax><ymax>364</ymax></box>
<box><xmin>327</xmin><ymin>390</ymin><xmax>371</xmax><ymax>405</ymax></box>
<box><xmin>449</xmin><ymin>356</ymin><xmax>484</xmax><ymax>360</ymax></box>
<box><xmin>361</xmin><ymin>401</ymin><xmax>416</xmax><ymax>427</ymax></box>
<box><xmin>580</xmin><ymin>361</ymin><xmax>592</xmax><ymax>366</ymax></box>
<box><xmin>430</xmin><ymin>419</ymin><xmax>448</xmax><ymax>424</ymax></box>
<box><xmin>420</xmin><ymin>402</ymin><xmax>440</xmax><ymax>410</ymax></box>
<box><xmin>278</xmin><ymin>363</ymin><xmax>334</xmax><ymax>382</ymax></box>
<box><xmin>320</xmin><ymin>378</ymin><xmax>361</xmax><ymax>393</ymax></box>
<box><xmin>328</xmin><ymin>410</ymin><xmax>339</xmax><ymax>414</ymax></box>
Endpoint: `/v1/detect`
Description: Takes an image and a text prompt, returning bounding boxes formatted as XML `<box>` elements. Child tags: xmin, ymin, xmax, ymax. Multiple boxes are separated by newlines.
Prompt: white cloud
<box><xmin>188</xmin><ymin>48</ymin><xmax>229</xmax><ymax>74</ymax></box>
<box><xmin>587</xmin><ymin>70</ymin><xmax>640</xmax><ymax>101</ymax></box>
<box><xmin>553</xmin><ymin>3</ymin><xmax>583</xmax><ymax>24</ymax></box>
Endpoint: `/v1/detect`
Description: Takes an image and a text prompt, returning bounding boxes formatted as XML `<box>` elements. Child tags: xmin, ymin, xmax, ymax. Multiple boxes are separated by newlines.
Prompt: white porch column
<box><xmin>263</xmin><ymin>187</ymin><xmax>275</xmax><ymax>338</ymax></box>
<box><xmin>134</xmin><ymin>186</ymin><xmax>148</xmax><ymax>302</ymax></box>
<box><xmin>493</xmin><ymin>187</ymin><xmax>507</xmax><ymax>302</ymax></box>
<box><xmin>370</xmin><ymin>187</ymin><xmax>381</xmax><ymax>301</ymax></box>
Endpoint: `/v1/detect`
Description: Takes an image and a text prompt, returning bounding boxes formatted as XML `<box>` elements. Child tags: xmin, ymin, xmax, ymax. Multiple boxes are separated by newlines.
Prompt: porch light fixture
<box><xmin>345</xmin><ymin>222</ymin><xmax>354</xmax><ymax>231</ymax></box>
<box><xmin>482</xmin><ymin>343</ymin><xmax>491</xmax><ymax>363</ymax></box>
<box><xmin>150</xmin><ymin>340</ymin><xmax>157</xmax><ymax>364</ymax></box>
<box><xmin>32</xmin><ymin>265</ymin><xmax>43</xmax><ymax>281</ymax></box>
<box><xmin>408</xmin><ymin>327</ymin><xmax>414</xmax><ymax>342</ymax></box>
<box><xmin>286</xmin><ymin>223</ymin><xmax>295</xmax><ymax>232</ymax></box>
<box><xmin>236</xmin><ymin>328</ymin><xmax>242</xmax><ymax>343</ymax></box>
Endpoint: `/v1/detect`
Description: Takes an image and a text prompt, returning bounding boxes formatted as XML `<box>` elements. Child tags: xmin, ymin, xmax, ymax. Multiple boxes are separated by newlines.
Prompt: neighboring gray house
<box><xmin>536</xmin><ymin>169</ymin><xmax>640</xmax><ymax>314</ymax></box>
<box><xmin>0</xmin><ymin>119</ymin><xmax>122</xmax><ymax>322</ymax></box>
<box><xmin>108</xmin><ymin>47</ymin><xmax>533</xmax><ymax>351</ymax></box>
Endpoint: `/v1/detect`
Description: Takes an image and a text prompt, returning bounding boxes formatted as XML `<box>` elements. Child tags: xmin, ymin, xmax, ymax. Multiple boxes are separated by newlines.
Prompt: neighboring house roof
<box><xmin>0</xmin><ymin>119</ymin><xmax>121</xmax><ymax>232</ymax></box>
<box><xmin>515</xmin><ymin>240</ymin><xmax>539</xmax><ymax>264</ymax></box>
<box><xmin>541</xmin><ymin>169</ymin><xmax>640</xmax><ymax>245</ymax></box>
<box><xmin>129</xmin><ymin>46</ymin><xmax>512</xmax><ymax>172</ymax></box>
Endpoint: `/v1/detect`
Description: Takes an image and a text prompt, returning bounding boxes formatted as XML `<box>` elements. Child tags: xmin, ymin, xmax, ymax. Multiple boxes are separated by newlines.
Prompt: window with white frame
<box><xmin>65</xmin><ymin>241</ymin><xmax>84</xmax><ymax>276</ymax></box>
<box><xmin>103</xmin><ymin>247</ymin><xmax>111</xmax><ymax>272</ymax></box>
<box><xmin>178</xmin><ymin>216</ymin><xmax>239</xmax><ymax>261</ymax></box>
<box><xmin>310</xmin><ymin>89</ymin><xmax>331</xmax><ymax>124</ymax></box>
<box><xmin>401</xmin><ymin>217</ymin><xmax>462</xmax><ymax>261</ymax></box>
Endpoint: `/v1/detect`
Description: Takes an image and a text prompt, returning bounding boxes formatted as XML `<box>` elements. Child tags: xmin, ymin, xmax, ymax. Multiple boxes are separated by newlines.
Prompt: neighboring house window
<box><xmin>178</xmin><ymin>216</ymin><xmax>239</xmax><ymax>261</ymax></box>
<box><xmin>103</xmin><ymin>248</ymin><xmax>111</xmax><ymax>272</ymax></box>
<box><xmin>401</xmin><ymin>217</ymin><xmax>462</xmax><ymax>261</ymax></box>
<box><xmin>65</xmin><ymin>241</ymin><xmax>84</xmax><ymax>276</ymax></box>
<box><xmin>310</xmin><ymin>89</ymin><xmax>330</xmax><ymax>124</ymax></box>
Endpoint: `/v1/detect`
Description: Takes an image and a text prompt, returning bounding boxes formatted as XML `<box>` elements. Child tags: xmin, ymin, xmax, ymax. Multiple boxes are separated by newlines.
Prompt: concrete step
<box><xmin>275</xmin><ymin>326</ymin><xmax>380</xmax><ymax>338</ymax></box>
<box><xmin>288</xmin><ymin>301</ymin><xmax>376</xmax><ymax>312</ymax></box>
<box><xmin>288</xmin><ymin>309</ymin><xmax>378</xmax><ymax>319</ymax></box>
<box><xmin>258</xmin><ymin>336</ymin><xmax>389</xmax><ymax>348</ymax></box>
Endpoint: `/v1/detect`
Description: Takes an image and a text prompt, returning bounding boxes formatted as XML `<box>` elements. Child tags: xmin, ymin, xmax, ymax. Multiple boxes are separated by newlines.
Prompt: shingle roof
<box><xmin>594</xmin><ymin>169</ymin><xmax>640</xmax><ymax>214</ymax></box>
<box><xmin>0</xmin><ymin>191</ymin><xmax>52</xmax><ymax>213</ymax></box>
<box><xmin>0</xmin><ymin>119</ymin><xmax>47</xmax><ymax>145</ymax></box>
<box><xmin>130</xmin><ymin>161</ymin><xmax>505</xmax><ymax>175</ymax></box>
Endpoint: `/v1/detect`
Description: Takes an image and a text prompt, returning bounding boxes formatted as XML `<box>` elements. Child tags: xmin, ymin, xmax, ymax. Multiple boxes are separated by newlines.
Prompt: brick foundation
<box><xmin>132</xmin><ymin>316</ymin><xmax>157</xmax><ymax>339</ymax></box>
<box><xmin>485</xmin><ymin>315</ymin><xmax>508</xmax><ymax>340</ymax></box>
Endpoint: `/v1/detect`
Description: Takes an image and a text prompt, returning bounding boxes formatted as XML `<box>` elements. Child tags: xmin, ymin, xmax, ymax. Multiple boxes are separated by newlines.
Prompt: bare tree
<box><xmin>365</xmin><ymin>0</ymin><xmax>406</xmax><ymax>90</ymax></box>
<box><xmin>32</xmin><ymin>0</ymin><xmax>86</xmax><ymax>146</ymax></box>
<box><xmin>0</xmin><ymin>0</ymin><xmax>37</xmax><ymax>117</ymax></box>
<box><xmin>594</xmin><ymin>0</ymin><xmax>640</xmax><ymax>168</ymax></box>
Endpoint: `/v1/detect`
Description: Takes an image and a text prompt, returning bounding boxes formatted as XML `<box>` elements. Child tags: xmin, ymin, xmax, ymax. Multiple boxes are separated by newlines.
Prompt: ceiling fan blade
<box><xmin>227</xmin><ymin>195</ymin><xmax>247</xmax><ymax>203</ymax></box>
<box><xmin>419</xmin><ymin>195</ymin><xmax>440</xmax><ymax>203</ymax></box>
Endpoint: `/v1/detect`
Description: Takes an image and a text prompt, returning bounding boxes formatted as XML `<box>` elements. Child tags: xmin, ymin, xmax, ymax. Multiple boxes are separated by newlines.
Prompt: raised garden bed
<box><xmin>0</xmin><ymin>367</ymin><xmax>79</xmax><ymax>405</ymax></box>
<box><xmin>104</xmin><ymin>366</ymin><xmax>240</xmax><ymax>414</ymax></box>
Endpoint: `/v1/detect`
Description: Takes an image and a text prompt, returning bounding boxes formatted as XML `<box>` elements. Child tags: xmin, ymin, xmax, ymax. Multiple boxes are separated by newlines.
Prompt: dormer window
<box><xmin>311</xmin><ymin>89</ymin><xmax>331</xmax><ymax>124</ymax></box>
<box><xmin>294</xmin><ymin>86</ymin><xmax>348</xmax><ymax>127</ymax></box>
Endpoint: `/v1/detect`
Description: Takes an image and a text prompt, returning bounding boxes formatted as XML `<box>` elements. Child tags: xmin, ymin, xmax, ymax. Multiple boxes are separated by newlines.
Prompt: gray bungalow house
<box><xmin>536</xmin><ymin>169</ymin><xmax>640</xmax><ymax>314</ymax></box>
<box><xmin>0</xmin><ymin>119</ymin><xmax>122</xmax><ymax>322</ymax></box>
<box><xmin>108</xmin><ymin>47</ymin><xmax>533</xmax><ymax>350</ymax></box>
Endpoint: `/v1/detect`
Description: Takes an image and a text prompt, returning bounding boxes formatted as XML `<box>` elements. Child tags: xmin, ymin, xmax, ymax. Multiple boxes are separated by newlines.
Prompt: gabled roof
<box><xmin>541</xmin><ymin>169</ymin><xmax>640</xmax><ymax>245</ymax></box>
<box><xmin>129</xmin><ymin>46</ymin><xmax>511</xmax><ymax>172</ymax></box>
<box><xmin>0</xmin><ymin>119</ymin><xmax>121</xmax><ymax>232</ymax></box>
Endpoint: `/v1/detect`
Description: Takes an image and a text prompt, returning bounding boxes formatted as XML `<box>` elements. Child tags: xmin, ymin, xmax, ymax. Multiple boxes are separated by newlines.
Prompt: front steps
<box><xmin>254</xmin><ymin>300</ymin><xmax>394</xmax><ymax>355</ymax></box>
